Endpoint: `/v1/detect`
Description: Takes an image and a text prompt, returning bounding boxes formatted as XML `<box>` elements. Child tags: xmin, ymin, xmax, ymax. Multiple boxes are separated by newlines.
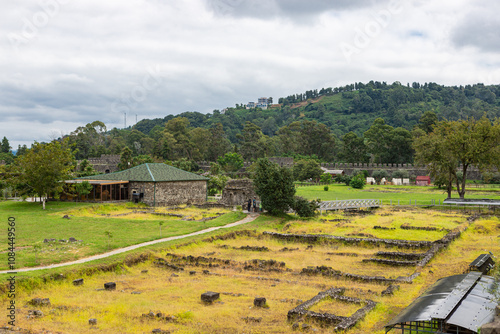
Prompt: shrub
<box><xmin>350</xmin><ymin>174</ymin><xmax>366</xmax><ymax>189</ymax></box>
<box><xmin>320</xmin><ymin>173</ymin><xmax>332</xmax><ymax>184</ymax></box>
<box><xmin>254</xmin><ymin>158</ymin><xmax>295</xmax><ymax>215</ymax></box>
<box><xmin>324</xmin><ymin>185</ymin><xmax>329</xmax><ymax>191</ymax></box>
<box><xmin>342</xmin><ymin>175</ymin><xmax>352</xmax><ymax>186</ymax></box>
<box><xmin>372</xmin><ymin>169</ymin><xmax>389</xmax><ymax>184</ymax></box>
<box><xmin>292</xmin><ymin>196</ymin><xmax>320</xmax><ymax>218</ymax></box>
<box><xmin>392</xmin><ymin>169</ymin><xmax>409</xmax><ymax>179</ymax></box>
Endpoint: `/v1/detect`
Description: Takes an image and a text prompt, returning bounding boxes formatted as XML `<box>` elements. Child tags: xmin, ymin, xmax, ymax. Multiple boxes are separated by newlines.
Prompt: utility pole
<box><xmin>124</xmin><ymin>112</ymin><xmax>126</xmax><ymax>128</ymax></box>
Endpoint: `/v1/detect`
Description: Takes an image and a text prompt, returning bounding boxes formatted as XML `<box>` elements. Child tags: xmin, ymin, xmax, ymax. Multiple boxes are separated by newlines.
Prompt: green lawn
<box><xmin>0</xmin><ymin>200</ymin><xmax>245</xmax><ymax>270</ymax></box>
<box><xmin>296</xmin><ymin>183</ymin><xmax>500</xmax><ymax>205</ymax></box>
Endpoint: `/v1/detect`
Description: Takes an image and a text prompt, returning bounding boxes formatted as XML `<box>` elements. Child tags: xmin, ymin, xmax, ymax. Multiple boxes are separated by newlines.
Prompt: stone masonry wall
<box><xmin>78</xmin><ymin>154</ymin><xmax>121</xmax><ymax>174</ymax></box>
<box><xmin>129</xmin><ymin>181</ymin><xmax>207</xmax><ymax>206</ymax></box>
<box><xmin>219</xmin><ymin>179</ymin><xmax>258</xmax><ymax>206</ymax></box>
<box><xmin>195</xmin><ymin>161</ymin><xmax>483</xmax><ymax>180</ymax></box>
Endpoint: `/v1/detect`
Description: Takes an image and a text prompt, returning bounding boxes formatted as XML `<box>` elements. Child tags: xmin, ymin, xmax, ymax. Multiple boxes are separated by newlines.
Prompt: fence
<box><xmin>319</xmin><ymin>199</ymin><xmax>381</xmax><ymax>212</ymax></box>
<box><xmin>317</xmin><ymin>198</ymin><xmax>500</xmax><ymax>214</ymax></box>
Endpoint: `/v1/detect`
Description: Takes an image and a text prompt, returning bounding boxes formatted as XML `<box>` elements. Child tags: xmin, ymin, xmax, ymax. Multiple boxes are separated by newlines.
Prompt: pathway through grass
<box><xmin>0</xmin><ymin>213</ymin><xmax>259</xmax><ymax>273</ymax></box>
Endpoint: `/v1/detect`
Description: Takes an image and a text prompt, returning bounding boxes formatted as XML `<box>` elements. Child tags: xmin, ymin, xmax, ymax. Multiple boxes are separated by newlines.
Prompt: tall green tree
<box><xmin>68</xmin><ymin>121</ymin><xmax>107</xmax><ymax>159</ymax></box>
<box><xmin>253</xmin><ymin>158</ymin><xmax>295</xmax><ymax>215</ymax></box>
<box><xmin>206</xmin><ymin>123</ymin><xmax>232</xmax><ymax>161</ymax></box>
<box><xmin>339</xmin><ymin>132</ymin><xmax>369</xmax><ymax>163</ymax></box>
<box><xmin>277</xmin><ymin>121</ymin><xmax>335</xmax><ymax>160</ymax></box>
<box><xmin>76</xmin><ymin>159</ymin><xmax>97</xmax><ymax>177</ymax></box>
<box><xmin>364</xmin><ymin>118</ymin><xmax>393</xmax><ymax>163</ymax></box>
<box><xmin>217</xmin><ymin>152</ymin><xmax>243</xmax><ymax>173</ymax></box>
<box><xmin>364</xmin><ymin>118</ymin><xmax>413</xmax><ymax>164</ymax></box>
<box><xmin>75</xmin><ymin>181</ymin><xmax>93</xmax><ymax>201</ymax></box>
<box><xmin>16</xmin><ymin>141</ymin><xmax>74</xmax><ymax>209</ymax></box>
<box><xmin>418</xmin><ymin>111</ymin><xmax>438</xmax><ymax>133</ymax></box>
<box><xmin>118</xmin><ymin>146</ymin><xmax>133</xmax><ymax>170</ymax></box>
<box><xmin>293</xmin><ymin>159</ymin><xmax>323</xmax><ymax>181</ymax></box>
<box><xmin>164</xmin><ymin>117</ymin><xmax>199</xmax><ymax>160</ymax></box>
<box><xmin>1</xmin><ymin>136</ymin><xmax>10</xmax><ymax>153</ymax></box>
<box><xmin>238</xmin><ymin>122</ymin><xmax>266</xmax><ymax>160</ymax></box>
<box><xmin>414</xmin><ymin>117</ymin><xmax>500</xmax><ymax>198</ymax></box>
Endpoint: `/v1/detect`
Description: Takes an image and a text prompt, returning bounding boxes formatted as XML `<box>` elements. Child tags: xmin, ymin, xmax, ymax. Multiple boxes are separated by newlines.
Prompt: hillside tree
<box><xmin>253</xmin><ymin>158</ymin><xmax>295</xmax><ymax>215</ymax></box>
<box><xmin>16</xmin><ymin>141</ymin><xmax>74</xmax><ymax>209</ymax></box>
<box><xmin>414</xmin><ymin>117</ymin><xmax>500</xmax><ymax>198</ymax></box>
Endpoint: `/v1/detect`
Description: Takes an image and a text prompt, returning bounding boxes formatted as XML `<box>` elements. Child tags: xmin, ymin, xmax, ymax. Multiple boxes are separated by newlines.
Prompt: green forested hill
<box><xmin>134</xmin><ymin>81</ymin><xmax>500</xmax><ymax>140</ymax></box>
<box><xmin>8</xmin><ymin>81</ymin><xmax>499</xmax><ymax>167</ymax></box>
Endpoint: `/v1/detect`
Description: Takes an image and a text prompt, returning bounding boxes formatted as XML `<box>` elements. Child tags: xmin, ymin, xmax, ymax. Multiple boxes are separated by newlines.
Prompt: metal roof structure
<box><xmin>78</xmin><ymin>163</ymin><xmax>208</xmax><ymax>182</ymax></box>
<box><xmin>469</xmin><ymin>254</ymin><xmax>495</xmax><ymax>275</ymax></box>
<box><xmin>385</xmin><ymin>272</ymin><xmax>498</xmax><ymax>333</ymax></box>
<box><xmin>443</xmin><ymin>198</ymin><xmax>500</xmax><ymax>206</ymax></box>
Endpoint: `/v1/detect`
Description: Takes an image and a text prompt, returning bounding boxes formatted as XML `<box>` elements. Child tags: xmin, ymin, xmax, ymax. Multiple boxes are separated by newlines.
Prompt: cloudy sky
<box><xmin>2</xmin><ymin>0</ymin><xmax>500</xmax><ymax>148</ymax></box>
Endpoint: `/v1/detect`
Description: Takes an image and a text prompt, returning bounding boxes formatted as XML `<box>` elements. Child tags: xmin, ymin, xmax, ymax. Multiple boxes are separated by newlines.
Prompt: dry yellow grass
<box><xmin>62</xmin><ymin>203</ymin><xmax>230</xmax><ymax>221</ymax></box>
<box><xmin>2</xmin><ymin>208</ymin><xmax>497</xmax><ymax>334</ymax></box>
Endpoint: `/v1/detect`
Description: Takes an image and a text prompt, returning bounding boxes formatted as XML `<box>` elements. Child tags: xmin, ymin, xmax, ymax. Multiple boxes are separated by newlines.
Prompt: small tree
<box><xmin>77</xmin><ymin>159</ymin><xmax>97</xmax><ymax>177</ymax></box>
<box><xmin>104</xmin><ymin>231</ymin><xmax>113</xmax><ymax>250</ymax></box>
<box><xmin>320</xmin><ymin>173</ymin><xmax>332</xmax><ymax>184</ymax></box>
<box><xmin>16</xmin><ymin>140</ymin><xmax>74</xmax><ymax>209</ymax></box>
<box><xmin>209</xmin><ymin>162</ymin><xmax>221</xmax><ymax>175</ymax></box>
<box><xmin>217</xmin><ymin>152</ymin><xmax>244</xmax><ymax>173</ymax></box>
<box><xmin>392</xmin><ymin>169</ymin><xmax>409</xmax><ymax>180</ymax></box>
<box><xmin>372</xmin><ymin>170</ymin><xmax>389</xmax><ymax>184</ymax></box>
<box><xmin>293</xmin><ymin>159</ymin><xmax>323</xmax><ymax>181</ymax></box>
<box><xmin>350</xmin><ymin>173</ymin><xmax>366</xmax><ymax>189</ymax></box>
<box><xmin>33</xmin><ymin>244</ymin><xmax>42</xmax><ymax>265</ymax></box>
<box><xmin>338</xmin><ymin>175</ymin><xmax>352</xmax><ymax>186</ymax></box>
<box><xmin>75</xmin><ymin>181</ymin><xmax>93</xmax><ymax>201</ymax></box>
<box><xmin>118</xmin><ymin>147</ymin><xmax>133</xmax><ymax>170</ymax></box>
<box><xmin>159</xmin><ymin>222</ymin><xmax>164</xmax><ymax>237</ymax></box>
<box><xmin>253</xmin><ymin>158</ymin><xmax>295</xmax><ymax>215</ymax></box>
<box><xmin>292</xmin><ymin>196</ymin><xmax>320</xmax><ymax>217</ymax></box>
<box><xmin>207</xmin><ymin>174</ymin><xmax>229</xmax><ymax>196</ymax></box>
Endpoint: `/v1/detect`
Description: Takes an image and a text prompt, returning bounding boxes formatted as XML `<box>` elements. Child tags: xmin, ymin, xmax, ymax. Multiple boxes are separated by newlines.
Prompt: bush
<box><xmin>392</xmin><ymin>169</ymin><xmax>409</xmax><ymax>179</ymax></box>
<box><xmin>324</xmin><ymin>185</ymin><xmax>329</xmax><ymax>191</ymax></box>
<box><xmin>483</xmin><ymin>172</ymin><xmax>500</xmax><ymax>184</ymax></box>
<box><xmin>293</xmin><ymin>159</ymin><xmax>323</xmax><ymax>181</ymax></box>
<box><xmin>208</xmin><ymin>175</ymin><xmax>229</xmax><ymax>196</ymax></box>
<box><xmin>320</xmin><ymin>173</ymin><xmax>332</xmax><ymax>184</ymax></box>
<box><xmin>292</xmin><ymin>196</ymin><xmax>320</xmax><ymax>218</ymax></box>
<box><xmin>254</xmin><ymin>158</ymin><xmax>296</xmax><ymax>215</ymax></box>
<box><xmin>372</xmin><ymin>169</ymin><xmax>389</xmax><ymax>184</ymax></box>
<box><xmin>349</xmin><ymin>174</ymin><xmax>366</xmax><ymax>189</ymax></box>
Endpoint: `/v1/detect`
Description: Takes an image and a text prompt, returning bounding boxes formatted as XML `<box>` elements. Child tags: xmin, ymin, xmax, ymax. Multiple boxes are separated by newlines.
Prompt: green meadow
<box><xmin>0</xmin><ymin>201</ymin><xmax>242</xmax><ymax>270</ymax></box>
<box><xmin>296</xmin><ymin>183</ymin><xmax>500</xmax><ymax>205</ymax></box>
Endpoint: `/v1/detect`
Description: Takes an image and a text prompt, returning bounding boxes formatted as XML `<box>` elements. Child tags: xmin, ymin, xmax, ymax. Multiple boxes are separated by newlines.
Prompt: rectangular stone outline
<box><xmin>287</xmin><ymin>288</ymin><xmax>377</xmax><ymax>331</ymax></box>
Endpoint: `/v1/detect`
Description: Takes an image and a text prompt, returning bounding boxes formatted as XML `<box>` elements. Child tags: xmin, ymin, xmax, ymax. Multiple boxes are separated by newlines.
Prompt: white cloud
<box><xmin>0</xmin><ymin>0</ymin><xmax>499</xmax><ymax>148</ymax></box>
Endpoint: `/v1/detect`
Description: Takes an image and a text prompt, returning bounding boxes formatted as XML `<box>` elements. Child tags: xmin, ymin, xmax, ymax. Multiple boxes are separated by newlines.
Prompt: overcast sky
<box><xmin>2</xmin><ymin>0</ymin><xmax>500</xmax><ymax>148</ymax></box>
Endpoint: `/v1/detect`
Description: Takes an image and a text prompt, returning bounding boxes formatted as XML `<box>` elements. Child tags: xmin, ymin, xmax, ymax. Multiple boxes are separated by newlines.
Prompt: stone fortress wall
<box><xmin>196</xmin><ymin>160</ymin><xmax>484</xmax><ymax>180</ymax></box>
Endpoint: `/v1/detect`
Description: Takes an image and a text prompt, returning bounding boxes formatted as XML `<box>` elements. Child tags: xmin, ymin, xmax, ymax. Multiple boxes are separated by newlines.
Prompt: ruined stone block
<box><xmin>73</xmin><ymin>278</ymin><xmax>84</xmax><ymax>286</ymax></box>
<box><xmin>201</xmin><ymin>291</ymin><xmax>220</xmax><ymax>303</ymax></box>
<box><xmin>104</xmin><ymin>282</ymin><xmax>116</xmax><ymax>291</ymax></box>
<box><xmin>254</xmin><ymin>297</ymin><xmax>267</xmax><ymax>307</ymax></box>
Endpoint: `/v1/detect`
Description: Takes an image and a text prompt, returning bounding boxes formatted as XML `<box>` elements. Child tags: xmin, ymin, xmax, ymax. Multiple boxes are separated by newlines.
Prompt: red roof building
<box><xmin>415</xmin><ymin>176</ymin><xmax>431</xmax><ymax>186</ymax></box>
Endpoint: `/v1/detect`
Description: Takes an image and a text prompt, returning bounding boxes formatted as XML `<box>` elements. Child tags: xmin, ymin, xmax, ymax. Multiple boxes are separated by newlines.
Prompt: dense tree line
<box><xmin>1</xmin><ymin>81</ymin><xmax>500</xmax><ymax>170</ymax></box>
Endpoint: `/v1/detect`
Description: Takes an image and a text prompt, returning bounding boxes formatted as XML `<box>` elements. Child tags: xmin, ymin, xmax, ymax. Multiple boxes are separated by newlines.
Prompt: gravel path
<box><xmin>0</xmin><ymin>213</ymin><xmax>259</xmax><ymax>274</ymax></box>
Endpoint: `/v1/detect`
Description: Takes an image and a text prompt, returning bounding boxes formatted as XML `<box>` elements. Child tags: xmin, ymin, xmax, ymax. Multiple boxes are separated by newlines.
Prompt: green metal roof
<box><xmin>78</xmin><ymin>163</ymin><xmax>208</xmax><ymax>182</ymax></box>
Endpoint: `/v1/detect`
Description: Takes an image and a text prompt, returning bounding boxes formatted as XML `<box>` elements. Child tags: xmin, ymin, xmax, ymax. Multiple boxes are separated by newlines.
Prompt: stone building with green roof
<box><xmin>66</xmin><ymin>163</ymin><xmax>208</xmax><ymax>206</ymax></box>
